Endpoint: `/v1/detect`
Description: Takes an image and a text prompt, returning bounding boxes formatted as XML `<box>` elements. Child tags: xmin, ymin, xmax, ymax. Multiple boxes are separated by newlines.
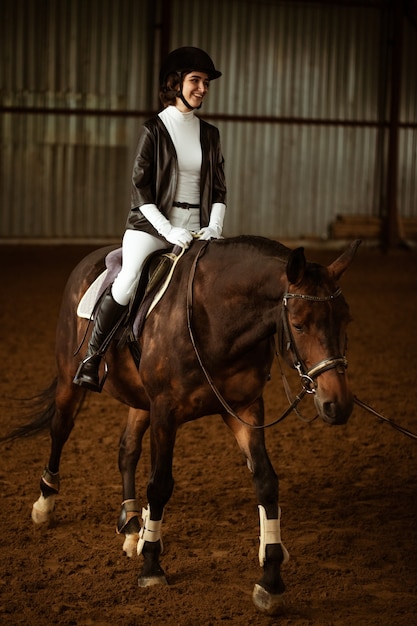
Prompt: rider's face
<box><xmin>176</xmin><ymin>71</ymin><xmax>209</xmax><ymax>111</ymax></box>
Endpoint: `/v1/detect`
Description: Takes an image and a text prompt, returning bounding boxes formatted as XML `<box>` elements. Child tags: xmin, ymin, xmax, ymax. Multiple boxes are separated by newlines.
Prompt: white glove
<box><xmin>140</xmin><ymin>204</ymin><xmax>193</xmax><ymax>248</ymax></box>
<box><xmin>198</xmin><ymin>203</ymin><xmax>225</xmax><ymax>240</ymax></box>
<box><xmin>164</xmin><ymin>226</ymin><xmax>193</xmax><ymax>248</ymax></box>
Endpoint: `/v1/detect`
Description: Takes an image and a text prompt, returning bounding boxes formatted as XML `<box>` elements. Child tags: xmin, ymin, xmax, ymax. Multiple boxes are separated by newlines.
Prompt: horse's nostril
<box><xmin>320</xmin><ymin>399</ymin><xmax>353</xmax><ymax>425</ymax></box>
<box><xmin>323</xmin><ymin>402</ymin><xmax>337</xmax><ymax>420</ymax></box>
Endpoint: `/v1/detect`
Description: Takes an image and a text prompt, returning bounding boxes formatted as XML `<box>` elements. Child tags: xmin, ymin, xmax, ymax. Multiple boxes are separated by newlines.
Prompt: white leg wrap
<box><xmin>258</xmin><ymin>505</ymin><xmax>290</xmax><ymax>567</ymax></box>
<box><xmin>137</xmin><ymin>505</ymin><xmax>163</xmax><ymax>556</ymax></box>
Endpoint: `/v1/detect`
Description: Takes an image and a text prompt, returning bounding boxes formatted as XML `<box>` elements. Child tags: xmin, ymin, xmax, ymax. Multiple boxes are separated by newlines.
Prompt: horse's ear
<box><xmin>328</xmin><ymin>239</ymin><xmax>361</xmax><ymax>280</ymax></box>
<box><xmin>286</xmin><ymin>247</ymin><xmax>306</xmax><ymax>285</ymax></box>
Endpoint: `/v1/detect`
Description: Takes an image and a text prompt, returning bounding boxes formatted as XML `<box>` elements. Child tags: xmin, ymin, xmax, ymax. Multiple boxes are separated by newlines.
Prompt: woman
<box><xmin>73</xmin><ymin>46</ymin><xmax>227</xmax><ymax>392</ymax></box>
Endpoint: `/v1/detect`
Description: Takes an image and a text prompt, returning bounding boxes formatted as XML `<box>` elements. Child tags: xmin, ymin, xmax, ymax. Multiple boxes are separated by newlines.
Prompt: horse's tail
<box><xmin>1</xmin><ymin>377</ymin><xmax>62</xmax><ymax>441</ymax></box>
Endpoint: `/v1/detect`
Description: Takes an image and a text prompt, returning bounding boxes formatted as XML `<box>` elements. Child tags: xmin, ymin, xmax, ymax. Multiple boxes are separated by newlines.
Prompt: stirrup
<box><xmin>73</xmin><ymin>356</ymin><xmax>108</xmax><ymax>392</ymax></box>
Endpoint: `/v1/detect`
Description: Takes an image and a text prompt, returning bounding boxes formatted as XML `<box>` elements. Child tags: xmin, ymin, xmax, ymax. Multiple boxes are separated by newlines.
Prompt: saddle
<box><xmin>77</xmin><ymin>245</ymin><xmax>185</xmax><ymax>367</ymax></box>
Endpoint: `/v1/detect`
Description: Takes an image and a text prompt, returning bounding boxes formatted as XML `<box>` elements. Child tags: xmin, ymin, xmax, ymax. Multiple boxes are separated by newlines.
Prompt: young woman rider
<box><xmin>73</xmin><ymin>47</ymin><xmax>227</xmax><ymax>392</ymax></box>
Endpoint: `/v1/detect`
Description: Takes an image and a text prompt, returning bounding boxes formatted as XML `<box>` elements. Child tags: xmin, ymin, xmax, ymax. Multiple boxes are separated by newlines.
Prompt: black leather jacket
<box><xmin>126</xmin><ymin>114</ymin><xmax>227</xmax><ymax>238</ymax></box>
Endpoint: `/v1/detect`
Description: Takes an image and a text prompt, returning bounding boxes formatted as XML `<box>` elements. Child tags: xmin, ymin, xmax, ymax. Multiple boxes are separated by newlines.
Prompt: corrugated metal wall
<box><xmin>1</xmin><ymin>0</ymin><xmax>153</xmax><ymax>239</ymax></box>
<box><xmin>172</xmin><ymin>0</ymin><xmax>417</xmax><ymax>238</ymax></box>
<box><xmin>1</xmin><ymin>0</ymin><xmax>416</xmax><ymax>240</ymax></box>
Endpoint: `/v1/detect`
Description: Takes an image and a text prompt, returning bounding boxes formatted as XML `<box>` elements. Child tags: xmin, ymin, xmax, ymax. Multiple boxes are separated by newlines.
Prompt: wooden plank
<box><xmin>329</xmin><ymin>215</ymin><xmax>417</xmax><ymax>240</ymax></box>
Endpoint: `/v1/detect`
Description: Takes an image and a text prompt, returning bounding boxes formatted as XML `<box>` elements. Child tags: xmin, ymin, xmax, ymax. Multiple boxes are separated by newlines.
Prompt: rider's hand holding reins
<box><xmin>164</xmin><ymin>226</ymin><xmax>193</xmax><ymax>248</ymax></box>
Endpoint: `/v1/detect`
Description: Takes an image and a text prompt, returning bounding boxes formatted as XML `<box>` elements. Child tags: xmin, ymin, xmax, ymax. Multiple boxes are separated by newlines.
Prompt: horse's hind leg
<box><xmin>222</xmin><ymin>399</ymin><xmax>288</xmax><ymax>616</ymax></box>
<box><xmin>117</xmin><ymin>407</ymin><xmax>150</xmax><ymax>557</ymax></box>
<box><xmin>32</xmin><ymin>382</ymin><xmax>84</xmax><ymax>525</ymax></box>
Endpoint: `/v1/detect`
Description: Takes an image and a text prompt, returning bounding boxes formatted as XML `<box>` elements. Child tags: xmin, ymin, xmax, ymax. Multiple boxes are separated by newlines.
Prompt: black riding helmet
<box><xmin>159</xmin><ymin>46</ymin><xmax>222</xmax><ymax>110</ymax></box>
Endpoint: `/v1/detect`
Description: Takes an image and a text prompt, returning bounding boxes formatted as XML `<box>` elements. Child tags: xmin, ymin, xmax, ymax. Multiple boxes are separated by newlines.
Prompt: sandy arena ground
<box><xmin>0</xmin><ymin>242</ymin><xmax>416</xmax><ymax>625</ymax></box>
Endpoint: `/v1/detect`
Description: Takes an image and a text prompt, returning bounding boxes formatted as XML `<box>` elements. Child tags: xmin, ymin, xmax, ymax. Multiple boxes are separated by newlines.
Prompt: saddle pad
<box><xmin>75</xmin><ymin>246</ymin><xmax>186</xmax><ymax>332</ymax></box>
<box><xmin>77</xmin><ymin>269</ymin><xmax>108</xmax><ymax>320</ymax></box>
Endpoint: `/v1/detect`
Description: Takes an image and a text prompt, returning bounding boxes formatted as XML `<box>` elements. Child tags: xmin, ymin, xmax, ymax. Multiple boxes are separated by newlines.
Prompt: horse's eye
<box><xmin>293</xmin><ymin>324</ymin><xmax>303</xmax><ymax>333</ymax></box>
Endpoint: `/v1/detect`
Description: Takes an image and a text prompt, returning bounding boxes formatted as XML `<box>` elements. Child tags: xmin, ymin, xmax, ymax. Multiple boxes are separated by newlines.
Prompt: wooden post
<box><xmin>383</xmin><ymin>0</ymin><xmax>404</xmax><ymax>250</ymax></box>
<box><xmin>159</xmin><ymin>0</ymin><xmax>172</xmax><ymax>81</ymax></box>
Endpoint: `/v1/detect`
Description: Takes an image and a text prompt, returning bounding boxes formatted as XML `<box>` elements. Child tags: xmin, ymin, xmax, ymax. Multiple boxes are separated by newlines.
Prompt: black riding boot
<box><xmin>73</xmin><ymin>288</ymin><xmax>127</xmax><ymax>392</ymax></box>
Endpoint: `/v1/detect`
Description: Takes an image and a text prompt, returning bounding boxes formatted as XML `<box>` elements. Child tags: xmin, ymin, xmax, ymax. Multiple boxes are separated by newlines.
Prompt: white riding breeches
<box><xmin>111</xmin><ymin>230</ymin><xmax>170</xmax><ymax>306</ymax></box>
<box><xmin>111</xmin><ymin>207</ymin><xmax>200</xmax><ymax>306</ymax></box>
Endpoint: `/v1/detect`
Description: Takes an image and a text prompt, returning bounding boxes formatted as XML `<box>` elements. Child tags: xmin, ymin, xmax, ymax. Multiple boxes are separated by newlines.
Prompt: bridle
<box><xmin>186</xmin><ymin>243</ymin><xmax>348</xmax><ymax>429</ymax></box>
<box><xmin>280</xmin><ymin>287</ymin><xmax>347</xmax><ymax>394</ymax></box>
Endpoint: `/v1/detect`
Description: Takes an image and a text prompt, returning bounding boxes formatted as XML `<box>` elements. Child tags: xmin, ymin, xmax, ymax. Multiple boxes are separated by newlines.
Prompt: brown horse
<box><xmin>7</xmin><ymin>236</ymin><xmax>360</xmax><ymax>615</ymax></box>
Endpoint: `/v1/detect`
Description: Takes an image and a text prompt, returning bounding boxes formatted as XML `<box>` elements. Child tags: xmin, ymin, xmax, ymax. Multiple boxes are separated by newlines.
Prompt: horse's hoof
<box><xmin>138</xmin><ymin>575</ymin><xmax>168</xmax><ymax>588</ymax></box>
<box><xmin>252</xmin><ymin>583</ymin><xmax>285</xmax><ymax>615</ymax></box>
<box><xmin>31</xmin><ymin>498</ymin><xmax>56</xmax><ymax>525</ymax></box>
<box><xmin>122</xmin><ymin>532</ymin><xmax>139</xmax><ymax>558</ymax></box>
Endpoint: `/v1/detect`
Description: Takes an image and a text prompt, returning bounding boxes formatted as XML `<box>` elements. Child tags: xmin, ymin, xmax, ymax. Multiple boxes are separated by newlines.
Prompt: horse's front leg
<box><xmin>117</xmin><ymin>407</ymin><xmax>150</xmax><ymax>557</ymax></box>
<box><xmin>137</xmin><ymin>406</ymin><xmax>177</xmax><ymax>587</ymax></box>
<box><xmin>223</xmin><ymin>398</ymin><xmax>289</xmax><ymax>616</ymax></box>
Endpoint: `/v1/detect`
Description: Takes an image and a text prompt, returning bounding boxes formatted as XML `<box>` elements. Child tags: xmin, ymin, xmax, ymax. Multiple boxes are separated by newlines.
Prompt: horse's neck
<box><xmin>198</xmin><ymin>253</ymin><xmax>284</xmax><ymax>344</ymax></box>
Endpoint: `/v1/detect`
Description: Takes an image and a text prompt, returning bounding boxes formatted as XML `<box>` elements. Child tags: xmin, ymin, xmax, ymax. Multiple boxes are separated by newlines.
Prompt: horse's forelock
<box><xmin>302</xmin><ymin>262</ymin><xmax>340</xmax><ymax>296</ymax></box>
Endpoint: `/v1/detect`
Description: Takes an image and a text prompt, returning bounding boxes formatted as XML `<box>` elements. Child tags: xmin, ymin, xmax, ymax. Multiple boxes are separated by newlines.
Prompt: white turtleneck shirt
<box><xmin>158</xmin><ymin>105</ymin><xmax>201</xmax><ymax>206</ymax></box>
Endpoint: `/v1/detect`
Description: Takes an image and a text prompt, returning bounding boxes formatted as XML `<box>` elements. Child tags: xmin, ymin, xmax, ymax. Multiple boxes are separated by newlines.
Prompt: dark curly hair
<box><xmin>159</xmin><ymin>72</ymin><xmax>181</xmax><ymax>107</ymax></box>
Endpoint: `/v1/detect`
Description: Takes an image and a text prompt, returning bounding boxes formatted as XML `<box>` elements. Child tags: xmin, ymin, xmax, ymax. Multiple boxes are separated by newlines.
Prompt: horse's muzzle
<box><xmin>314</xmin><ymin>393</ymin><xmax>354</xmax><ymax>425</ymax></box>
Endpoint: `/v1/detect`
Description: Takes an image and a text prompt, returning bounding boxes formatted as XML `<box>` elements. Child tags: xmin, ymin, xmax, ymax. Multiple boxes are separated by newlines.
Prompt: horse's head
<box><xmin>279</xmin><ymin>240</ymin><xmax>361</xmax><ymax>425</ymax></box>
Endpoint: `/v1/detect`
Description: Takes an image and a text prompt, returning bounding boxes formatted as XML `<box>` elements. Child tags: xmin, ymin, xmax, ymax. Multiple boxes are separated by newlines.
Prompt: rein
<box><xmin>353</xmin><ymin>396</ymin><xmax>417</xmax><ymax>441</ymax></box>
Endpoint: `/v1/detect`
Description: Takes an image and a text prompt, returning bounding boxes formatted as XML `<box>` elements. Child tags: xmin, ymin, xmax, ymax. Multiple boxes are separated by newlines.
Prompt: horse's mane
<box><xmin>218</xmin><ymin>237</ymin><xmax>333</xmax><ymax>291</ymax></box>
<box><xmin>217</xmin><ymin>235</ymin><xmax>291</xmax><ymax>262</ymax></box>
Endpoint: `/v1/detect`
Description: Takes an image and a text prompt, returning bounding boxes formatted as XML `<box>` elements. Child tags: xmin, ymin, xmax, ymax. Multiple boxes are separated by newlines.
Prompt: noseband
<box><xmin>280</xmin><ymin>287</ymin><xmax>347</xmax><ymax>393</ymax></box>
